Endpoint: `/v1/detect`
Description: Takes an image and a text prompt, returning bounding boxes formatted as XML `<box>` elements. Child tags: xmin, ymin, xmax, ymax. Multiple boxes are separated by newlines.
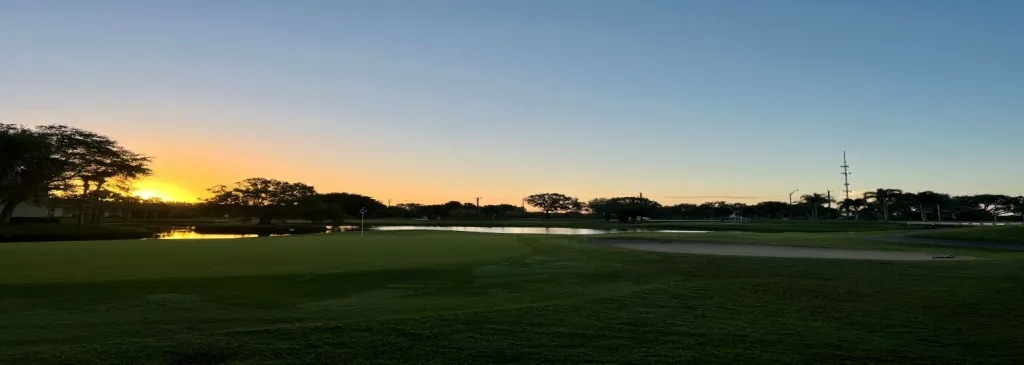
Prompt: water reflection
<box><xmin>153</xmin><ymin>229</ymin><xmax>289</xmax><ymax>240</ymax></box>
<box><xmin>371</xmin><ymin>226</ymin><xmax>709</xmax><ymax>235</ymax></box>
<box><xmin>148</xmin><ymin>225</ymin><xmax>708</xmax><ymax>239</ymax></box>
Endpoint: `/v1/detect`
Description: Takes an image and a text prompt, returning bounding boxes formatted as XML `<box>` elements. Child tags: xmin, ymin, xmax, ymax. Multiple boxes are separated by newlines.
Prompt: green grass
<box><xmin>363</xmin><ymin>218</ymin><xmax>931</xmax><ymax>232</ymax></box>
<box><xmin>2</xmin><ymin>231</ymin><xmax>1023</xmax><ymax>364</ymax></box>
<box><xmin>601</xmin><ymin>230</ymin><xmax>1024</xmax><ymax>257</ymax></box>
<box><xmin>912</xmin><ymin>225</ymin><xmax>1024</xmax><ymax>244</ymax></box>
<box><xmin>0</xmin><ymin>223</ymin><xmax>154</xmax><ymax>242</ymax></box>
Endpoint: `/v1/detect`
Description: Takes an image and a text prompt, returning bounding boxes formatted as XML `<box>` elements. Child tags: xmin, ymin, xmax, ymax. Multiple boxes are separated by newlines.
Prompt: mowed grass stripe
<box><xmin>0</xmin><ymin>232</ymin><xmax>531</xmax><ymax>284</ymax></box>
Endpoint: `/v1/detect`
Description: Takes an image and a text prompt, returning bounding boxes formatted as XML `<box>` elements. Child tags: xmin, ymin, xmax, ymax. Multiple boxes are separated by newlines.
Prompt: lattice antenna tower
<box><xmin>840</xmin><ymin>151</ymin><xmax>852</xmax><ymax>200</ymax></box>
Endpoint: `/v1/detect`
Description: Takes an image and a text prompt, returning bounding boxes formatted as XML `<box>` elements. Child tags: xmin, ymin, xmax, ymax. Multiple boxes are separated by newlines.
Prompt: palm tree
<box><xmin>839</xmin><ymin>198</ymin><xmax>867</xmax><ymax>220</ymax></box>
<box><xmin>912</xmin><ymin>191</ymin><xmax>947</xmax><ymax>221</ymax></box>
<box><xmin>801</xmin><ymin>193</ymin><xmax>833</xmax><ymax>220</ymax></box>
<box><xmin>864</xmin><ymin>188</ymin><xmax>903</xmax><ymax>222</ymax></box>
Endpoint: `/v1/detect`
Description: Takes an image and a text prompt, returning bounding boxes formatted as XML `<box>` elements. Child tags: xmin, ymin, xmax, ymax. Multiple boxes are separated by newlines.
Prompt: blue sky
<box><xmin>2</xmin><ymin>0</ymin><xmax>1022</xmax><ymax>203</ymax></box>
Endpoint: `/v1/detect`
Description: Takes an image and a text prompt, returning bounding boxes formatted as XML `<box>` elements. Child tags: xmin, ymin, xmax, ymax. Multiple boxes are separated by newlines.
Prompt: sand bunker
<box><xmin>597</xmin><ymin>239</ymin><xmax>974</xmax><ymax>261</ymax></box>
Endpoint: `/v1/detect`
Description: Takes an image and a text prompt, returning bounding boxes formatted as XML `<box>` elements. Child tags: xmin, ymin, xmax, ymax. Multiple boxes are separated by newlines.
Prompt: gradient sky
<box><xmin>2</xmin><ymin>0</ymin><xmax>1022</xmax><ymax>205</ymax></box>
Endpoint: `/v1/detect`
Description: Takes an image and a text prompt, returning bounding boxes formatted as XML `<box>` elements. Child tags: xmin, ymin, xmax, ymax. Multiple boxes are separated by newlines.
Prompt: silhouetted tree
<box><xmin>752</xmin><ymin>201</ymin><xmax>789</xmax><ymax>219</ymax></box>
<box><xmin>317</xmin><ymin>193</ymin><xmax>386</xmax><ymax>218</ymax></box>
<box><xmin>526</xmin><ymin>193</ymin><xmax>580</xmax><ymax>218</ymax></box>
<box><xmin>1012</xmin><ymin>196</ymin><xmax>1024</xmax><ymax>222</ymax></box>
<box><xmin>299</xmin><ymin>197</ymin><xmax>344</xmax><ymax>225</ymax></box>
<box><xmin>599</xmin><ymin>196</ymin><xmax>661</xmax><ymax>223</ymax></box>
<box><xmin>0</xmin><ymin>125</ymin><xmax>64</xmax><ymax>224</ymax></box>
<box><xmin>206</xmin><ymin>178</ymin><xmax>316</xmax><ymax>224</ymax></box>
<box><xmin>838</xmin><ymin>198</ymin><xmax>867</xmax><ymax>220</ymax></box>
<box><xmin>801</xmin><ymin>193</ymin><xmax>832</xmax><ymax>220</ymax></box>
<box><xmin>0</xmin><ymin>124</ymin><xmax>151</xmax><ymax>225</ymax></box>
<box><xmin>480</xmin><ymin>204</ymin><xmax>524</xmax><ymax>218</ymax></box>
<box><xmin>910</xmin><ymin>191</ymin><xmax>948</xmax><ymax>221</ymax></box>
<box><xmin>965</xmin><ymin>194</ymin><xmax>1013</xmax><ymax>224</ymax></box>
<box><xmin>864</xmin><ymin>188</ymin><xmax>902</xmax><ymax>222</ymax></box>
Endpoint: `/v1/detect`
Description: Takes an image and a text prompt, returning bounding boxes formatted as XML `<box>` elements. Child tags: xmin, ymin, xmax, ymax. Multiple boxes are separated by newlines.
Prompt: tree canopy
<box><xmin>206</xmin><ymin>178</ymin><xmax>317</xmax><ymax>224</ymax></box>
<box><xmin>864</xmin><ymin>188</ymin><xmax>902</xmax><ymax>222</ymax></box>
<box><xmin>589</xmin><ymin>196</ymin><xmax>661</xmax><ymax>223</ymax></box>
<box><xmin>801</xmin><ymin>193</ymin><xmax>833</xmax><ymax>220</ymax></box>
<box><xmin>526</xmin><ymin>193</ymin><xmax>581</xmax><ymax>218</ymax></box>
<box><xmin>316</xmin><ymin>192</ymin><xmax>387</xmax><ymax>218</ymax></box>
<box><xmin>0</xmin><ymin>124</ymin><xmax>151</xmax><ymax>224</ymax></box>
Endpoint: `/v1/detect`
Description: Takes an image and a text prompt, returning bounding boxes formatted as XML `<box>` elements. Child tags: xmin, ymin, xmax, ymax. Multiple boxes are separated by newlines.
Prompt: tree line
<box><xmin>203</xmin><ymin>177</ymin><xmax>527</xmax><ymax>224</ymax></box>
<box><xmin>4</xmin><ymin>125</ymin><xmax>1022</xmax><ymax>225</ymax></box>
<box><xmin>523</xmin><ymin>190</ymin><xmax>1024</xmax><ymax>223</ymax></box>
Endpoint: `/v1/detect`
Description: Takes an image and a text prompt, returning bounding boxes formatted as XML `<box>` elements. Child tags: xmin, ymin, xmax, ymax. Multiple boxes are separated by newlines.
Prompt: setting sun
<box><xmin>131</xmin><ymin>180</ymin><xmax>199</xmax><ymax>202</ymax></box>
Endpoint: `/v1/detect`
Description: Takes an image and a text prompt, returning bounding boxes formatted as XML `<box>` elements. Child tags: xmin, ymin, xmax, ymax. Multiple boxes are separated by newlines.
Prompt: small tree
<box><xmin>968</xmin><ymin>194</ymin><xmax>1013</xmax><ymax>224</ymax></box>
<box><xmin>910</xmin><ymin>191</ymin><xmax>948</xmax><ymax>221</ymax></box>
<box><xmin>801</xmin><ymin>193</ymin><xmax>833</xmax><ymax>220</ymax></box>
<box><xmin>838</xmin><ymin>198</ymin><xmax>867</xmax><ymax>220</ymax></box>
<box><xmin>603</xmin><ymin>196</ymin><xmax>661</xmax><ymax>223</ymax></box>
<box><xmin>525</xmin><ymin>193</ymin><xmax>580</xmax><ymax>218</ymax></box>
<box><xmin>864</xmin><ymin>188</ymin><xmax>902</xmax><ymax>222</ymax></box>
<box><xmin>1012</xmin><ymin>196</ymin><xmax>1024</xmax><ymax>222</ymax></box>
<box><xmin>206</xmin><ymin>178</ymin><xmax>316</xmax><ymax>224</ymax></box>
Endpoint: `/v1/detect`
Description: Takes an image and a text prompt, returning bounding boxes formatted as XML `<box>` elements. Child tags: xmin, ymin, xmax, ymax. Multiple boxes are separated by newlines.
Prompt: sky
<box><xmin>2</xmin><ymin>0</ymin><xmax>1022</xmax><ymax>205</ymax></box>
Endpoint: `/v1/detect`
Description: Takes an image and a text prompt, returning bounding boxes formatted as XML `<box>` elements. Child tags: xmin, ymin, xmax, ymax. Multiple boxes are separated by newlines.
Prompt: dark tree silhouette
<box><xmin>316</xmin><ymin>193</ymin><xmax>386</xmax><ymax>218</ymax></box>
<box><xmin>601</xmin><ymin>196</ymin><xmax>661</xmax><ymax>223</ymax></box>
<box><xmin>801</xmin><ymin>193</ymin><xmax>832</xmax><ymax>220</ymax></box>
<box><xmin>838</xmin><ymin>198</ymin><xmax>867</xmax><ymax>220</ymax></box>
<box><xmin>526</xmin><ymin>193</ymin><xmax>580</xmax><ymax>218</ymax></box>
<box><xmin>206</xmin><ymin>178</ymin><xmax>316</xmax><ymax>224</ymax></box>
<box><xmin>864</xmin><ymin>188</ymin><xmax>902</xmax><ymax>222</ymax></box>
<box><xmin>0</xmin><ymin>124</ymin><xmax>151</xmax><ymax>225</ymax></box>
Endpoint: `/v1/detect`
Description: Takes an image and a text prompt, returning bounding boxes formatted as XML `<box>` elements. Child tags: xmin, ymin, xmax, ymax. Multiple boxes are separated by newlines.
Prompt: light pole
<box><xmin>788</xmin><ymin>189</ymin><xmax>799</xmax><ymax>219</ymax></box>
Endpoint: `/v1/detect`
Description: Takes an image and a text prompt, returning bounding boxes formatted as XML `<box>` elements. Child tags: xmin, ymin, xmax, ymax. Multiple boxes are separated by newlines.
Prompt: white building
<box><xmin>6</xmin><ymin>203</ymin><xmax>63</xmax><ymax>218</ymax></box>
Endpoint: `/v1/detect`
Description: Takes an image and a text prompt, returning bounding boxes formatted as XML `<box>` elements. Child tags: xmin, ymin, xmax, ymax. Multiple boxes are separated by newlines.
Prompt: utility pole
<box><xmin>788</xmin><ymin>189</ymin><xmax>799</xmax><ymax>219</ymax></box>
<box><xmin>841</xmin><ymin>151</ymin><xmax>852</xmax><ymax>200</ymax></box>
<box><xmin>475</xmin><ymin>197</ymin><xmax>481</xmax><ymax>207</ymax></box>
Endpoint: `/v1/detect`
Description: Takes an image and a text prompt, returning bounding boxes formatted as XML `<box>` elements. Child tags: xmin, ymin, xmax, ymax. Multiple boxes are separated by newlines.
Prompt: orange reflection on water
<box><xmin>154</xmin><ymin>230</ymin><xmax>260</xmax><ymax>239</ymax></box>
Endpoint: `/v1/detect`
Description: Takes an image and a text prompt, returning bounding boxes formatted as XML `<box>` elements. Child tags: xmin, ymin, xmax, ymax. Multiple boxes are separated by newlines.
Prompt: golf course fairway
<box><xmin>2</xmin><ymin>231</ymin><xmax>1023</xmax><ymax>364</ymax></box>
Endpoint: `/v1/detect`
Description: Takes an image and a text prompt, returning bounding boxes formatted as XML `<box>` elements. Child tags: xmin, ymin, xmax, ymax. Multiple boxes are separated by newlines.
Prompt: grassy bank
<box><xmin>912</xmin><ymin>225</ymin><xmax>1024</xmax><ymax>244</ymax></box>
<box><xmin>362</xmin><ymin>218</ymin><xmax>932</xmax><ymax>232</ymax></box>
<box><xmin>2</xmin><ymin>231</ymin><xmax>1022</xmax><ymax>363</ymax></box>
<box><xmin>0</xmin><ymin>224</ymin><xmax>154</xmax><ymax>242</ymax></box>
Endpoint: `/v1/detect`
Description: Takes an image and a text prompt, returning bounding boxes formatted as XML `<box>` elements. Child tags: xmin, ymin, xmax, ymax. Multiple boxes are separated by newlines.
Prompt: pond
<box><xmin>150</xmin><ymin>226</ymin><xmax>709</xmax><ymax>239</ymax></box>
<box><xmin>150</xmin><ymin>226</ymin><xmax>357</xmax><ymax>240</ymax></box>
<box><xmin>153</xmin><ymin>229</ymin><xmax>292</xmax><ymax>240</ymax></box>
<box><xmin>370</xmin><ymin>226</ymin><xmax>710</xmax><ymax>235</ymax></box>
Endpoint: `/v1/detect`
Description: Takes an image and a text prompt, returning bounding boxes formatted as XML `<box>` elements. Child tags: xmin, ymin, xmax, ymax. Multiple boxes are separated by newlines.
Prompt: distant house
<box><xmin>5</xmin><ymin>203</ymin><xmax>63</xmax><ymax>219</ymax></box>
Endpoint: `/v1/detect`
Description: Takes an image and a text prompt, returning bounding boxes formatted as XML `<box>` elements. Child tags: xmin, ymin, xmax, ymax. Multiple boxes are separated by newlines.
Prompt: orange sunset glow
<box><xmin>131</xmin><ymin>180</ymin><xmax>200</xmax><ymax>203</ymax></box>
